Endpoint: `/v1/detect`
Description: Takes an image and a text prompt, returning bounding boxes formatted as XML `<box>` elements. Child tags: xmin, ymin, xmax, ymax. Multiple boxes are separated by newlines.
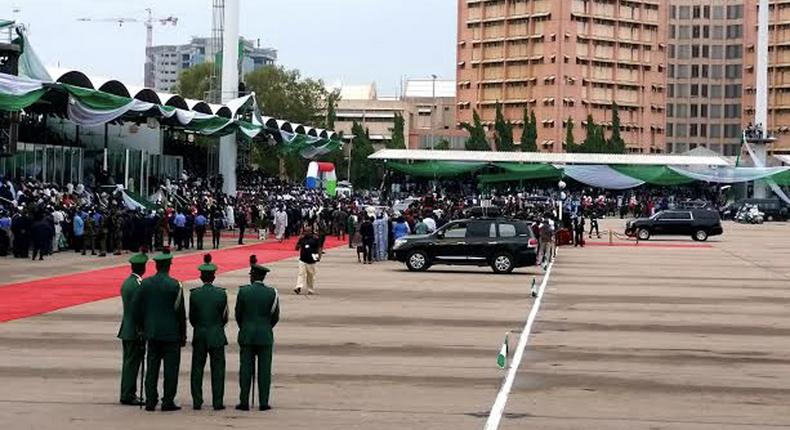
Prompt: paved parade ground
<box><xmin>1</xmin><ymin>221</ymin><xmax>789</xmax><ymax>429</ymax></box>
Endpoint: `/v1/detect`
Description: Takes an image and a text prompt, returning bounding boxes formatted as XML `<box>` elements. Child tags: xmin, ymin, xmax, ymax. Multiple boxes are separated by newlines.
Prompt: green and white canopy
<box><xmin>384</xmin><ymin>159</ymin><xmax>790</xmax><ymax>190</ymax></box>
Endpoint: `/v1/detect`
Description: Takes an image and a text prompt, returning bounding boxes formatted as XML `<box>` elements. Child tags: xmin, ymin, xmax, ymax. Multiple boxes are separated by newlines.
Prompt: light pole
<box><xmin>431</xmin><ymin>74</ymin><xmax>437</xmax><ymax>150</ymax></box>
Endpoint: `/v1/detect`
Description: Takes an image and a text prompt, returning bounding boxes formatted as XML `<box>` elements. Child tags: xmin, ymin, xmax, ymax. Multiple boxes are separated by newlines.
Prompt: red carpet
<box><xmin>0</xmin><ymin>237</ymin><xmax>346</xmax><ymax>323</ymax></box>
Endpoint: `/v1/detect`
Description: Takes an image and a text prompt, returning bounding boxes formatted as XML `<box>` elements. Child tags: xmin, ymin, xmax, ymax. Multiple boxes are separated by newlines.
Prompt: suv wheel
<box><xmin>491</xmin><ymin>252</ymin><xmax>515</xmax><ymax>274</ymax></box>
<box><xmin>637</xmin><ymin>228</ymin><xmax>651</xmax><ymax>241</ymax></box>
<box><xmin>406</xmin><ymin>250</ymin><xmax>430</xmax><ymax>272</ymax></box>
<box><xmin>693</xmin><ymin>230</ymin><xmax>708</xmax><ymax>242</ymax></box>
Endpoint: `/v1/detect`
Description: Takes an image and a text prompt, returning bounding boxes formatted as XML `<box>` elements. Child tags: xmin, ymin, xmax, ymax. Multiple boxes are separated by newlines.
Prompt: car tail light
<box><xmin>528</xmin><ymin>238</ymin><xmax>538</xmax><ymax>248</ymax></box>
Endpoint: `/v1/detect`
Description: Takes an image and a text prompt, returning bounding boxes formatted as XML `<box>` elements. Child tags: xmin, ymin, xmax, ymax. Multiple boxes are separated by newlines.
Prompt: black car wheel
<box><xmin>637</xmin><ymin>228</ymin><xmax>651</xmax><ymax>241</ymax></box>
<box><xmin>405</xmin><ymin>250</ymin><xmax>430</xmax><ymax>272</ymax></box>
<box><xmin>693</xmin><ymin>229</ymin><xmax>708</xmax><ymax>242</ymax></box>
<box><xmin>491</xmin><ymin>252</ymin><xmax>515</xmax><ymax>274</ymax></box>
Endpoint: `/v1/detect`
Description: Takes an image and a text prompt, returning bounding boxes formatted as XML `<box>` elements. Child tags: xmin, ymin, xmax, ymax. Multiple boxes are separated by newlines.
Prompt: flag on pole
<box><xmin>497</xmin><ymin>334</ymin><xmax>509</xmax><ymax>369</ymax></box>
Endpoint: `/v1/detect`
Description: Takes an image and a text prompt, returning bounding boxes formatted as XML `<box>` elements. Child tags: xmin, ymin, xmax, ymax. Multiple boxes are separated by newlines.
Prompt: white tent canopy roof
<box><xmin>368</xmin><ymin>149</ymin><xmax>730</xmax><ymax>166</ymax></box>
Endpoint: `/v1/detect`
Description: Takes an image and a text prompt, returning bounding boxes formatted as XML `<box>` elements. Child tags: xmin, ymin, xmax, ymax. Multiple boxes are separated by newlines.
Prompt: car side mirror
<box><xmin>435</xmin><ymin>231</ymin><xmax>445</xmax><ymax>239</ymax></box>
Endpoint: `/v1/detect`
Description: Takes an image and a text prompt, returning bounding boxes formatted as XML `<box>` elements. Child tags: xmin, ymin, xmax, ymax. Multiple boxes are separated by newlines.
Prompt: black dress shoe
<box><xmin>161</xmin><ymin>404</ymin><xmax>181</xmax><ymax>412</ymax></box>
<box><xmin>144</xmin><ymin>405</ymin><xmax>156</xmax><ymax>412</ymax></box>
<box><xmin>120</xmin><ymin>397</ymin><xmax>144</xmax><ymax>406</ymax></box>
<box><xmin>213</xmin><ymin>405</ymin><xmax>226</xmax><ymax>411</ymax></box>
<box><xmin>259</xmin><ymin>404</ymin><xmax>272</xmax><ymax>411</ymax></box>
<box><xmin>235</xmin><ymin>404</ymin><xmax>249</xmax><ymax>411</ymax></box>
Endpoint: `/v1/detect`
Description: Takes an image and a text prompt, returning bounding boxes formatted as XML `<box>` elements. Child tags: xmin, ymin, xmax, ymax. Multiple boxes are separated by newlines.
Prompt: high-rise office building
<box><xmin>456</xmin><ymin>0</ymin><xmax>667</xmax><ymax>153</ymax></box>
<box><xmin>146</xmin><ymin>37</ymin><xmax>277</xmax><ymax>93</ymax></box>
<box><xmin>764</xmin><ymin>0</ymin><xmax>790</xmax><ymax>152</ymax></box>
<box><xmin>666</xmin><ymin>2</ymin><xmax>755</xmax><ymax>156</ymax></box>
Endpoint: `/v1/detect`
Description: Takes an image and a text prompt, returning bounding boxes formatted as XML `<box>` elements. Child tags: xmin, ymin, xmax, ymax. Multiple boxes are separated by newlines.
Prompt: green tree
<box><xmin>564</xmin><ymin>116</ymin><xmax>579</xmax><ymax>152</ymax></box>
<box><xmin>350</xmin><ymin>122</ymin><xmax>378</xmax><ymax>189</ymax></box>
<box><xmin>494</xmin><ymin>103</ymin><xmax>515</xmax><ymax>151</ymax></box>
<box><xmin>388</xmin><ymin>113</ymin><xmax>406</xmax><ymax>149</ymax></box>
<box><xmin>245</xmin><ymin>65</ymin><xmax>328</xmax><ymax>126</ymax></box>
<box><xmin>608</xmin><ymin>103</ymin><xmax>626</xmax><ymax>154</ymax></box>
<box><xmin>520</xmin><ymin>108</ymin><xmax>538</xmax><ymax>152</ymax></box>
<box><xmin>434</xmin><ymin>139</ymin><xmax>451</xmax><ymax>150</ymax></box>
<box><xmin>461</xmin><ymin>110</ymin><xmax>490</xmax><ymax>151</ymax></box>
<box><xmin>580</xmin><ymin>114</ymin><xmax>606</xmax><ymax>153</ymax></box>
<box><xmin>174</xmin><ymin>62</ymin><xmax>214</xmax><ymax>100</ymax></box>
<box><xmin>324</xmin><ymin>89</ymin><xmax>341</xmax><ymax>129</ymax></box>
<box><xmin>244</xmin><ymin>65</ymin><xmax>331</xmax><ymax>178</ymax></box>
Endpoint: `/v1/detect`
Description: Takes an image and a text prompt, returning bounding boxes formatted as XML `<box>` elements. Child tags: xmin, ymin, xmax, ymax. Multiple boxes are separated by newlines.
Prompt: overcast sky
<box><xmin>4</xmin><ymin>0</ymin><xmax>456</xmax><ymax>95</ymax></box>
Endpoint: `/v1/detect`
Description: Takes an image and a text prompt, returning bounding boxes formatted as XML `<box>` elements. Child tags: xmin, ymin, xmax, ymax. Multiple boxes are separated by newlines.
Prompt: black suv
<box><xmin>625</xmin><ymin>209</ymin><xmax>723</xmax><ymax>242</ymax></box>
<box><xmin>393</xmin><ymin>218</ymin><xmax>538</xmax><ymax>274</ymax></box>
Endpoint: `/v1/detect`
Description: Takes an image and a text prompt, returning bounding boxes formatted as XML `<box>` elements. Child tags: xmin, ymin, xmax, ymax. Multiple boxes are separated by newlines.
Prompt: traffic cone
<box><xmin>530</xmin><ymin>278</ymin><xmax>538</xmax><ymax>298</ymax></box>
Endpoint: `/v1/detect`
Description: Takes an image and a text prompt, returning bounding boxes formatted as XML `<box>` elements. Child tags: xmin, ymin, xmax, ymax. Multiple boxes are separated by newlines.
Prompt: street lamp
<box><xmin>431</xmin><ymin>74</ymin><xmax>437</xmax><ymax>150</ymax></box>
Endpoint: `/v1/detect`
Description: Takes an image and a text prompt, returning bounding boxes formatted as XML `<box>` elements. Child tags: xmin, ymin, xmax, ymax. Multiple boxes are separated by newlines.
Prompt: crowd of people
<box><xmin>1</xmin><ymin>168</ymin><xmax>727</xmax><ymax>266</ymax></box>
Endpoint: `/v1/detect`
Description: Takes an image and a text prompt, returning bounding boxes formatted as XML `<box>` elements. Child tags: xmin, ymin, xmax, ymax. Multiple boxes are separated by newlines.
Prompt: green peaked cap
<box><xmin>128</xmin><ymin>253</ymin><xmax>149</xmax><ymax>265</ymax></box>
<box><xmin>198</xmin><ymin>254</ymin><xmax>218</xmax><ymax>272</ymax></box>
<box><xmin>153</xmin><ymin>247</ymin><xmax>174</xmax><ymax>262</ymax></box>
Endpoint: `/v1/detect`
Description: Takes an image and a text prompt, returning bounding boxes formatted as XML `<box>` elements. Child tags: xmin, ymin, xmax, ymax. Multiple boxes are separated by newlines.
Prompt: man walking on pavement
<box><xmin>235</xmin><ymin>256</ymin><xmax>280</xmax><ymax>411</ymax></box>
<box><xmin>134</xmin><ymin>247</ymin><xmax>186</xmax><ymax>411</ymax></box>
<box><xmin>117</xmin><ymin>250</ymin><xmax>148</xmax><ymax>406</ymax></box>
<box><xmin>189</xmin><ymin>254</ymin><xmax>228</xmax><ymax>410</ymax></box>
<box><xmin>294</xmin><ymin>226</ymin><xmax>321</xmax><ymax>295</ymax></box>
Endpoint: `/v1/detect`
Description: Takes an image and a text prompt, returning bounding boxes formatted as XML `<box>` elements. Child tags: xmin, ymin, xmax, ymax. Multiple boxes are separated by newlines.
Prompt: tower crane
<box><xmin>77</xmin><ymin>8</ymin><xmax>178</xmax><ymax>87</ymax></box>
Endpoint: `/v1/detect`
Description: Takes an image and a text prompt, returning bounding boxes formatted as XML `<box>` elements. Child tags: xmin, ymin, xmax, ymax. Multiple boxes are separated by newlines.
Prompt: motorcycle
<box><xmin>735</xmin><ymin>204</ymin><xmax>765</xmax><ymax>224</ymax></box>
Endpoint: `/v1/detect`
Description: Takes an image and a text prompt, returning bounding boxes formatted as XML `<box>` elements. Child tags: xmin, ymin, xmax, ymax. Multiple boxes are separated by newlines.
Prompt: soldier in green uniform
<box><xmin>189</xmin><ymin>254</ymin><xmax>228</xmax><ymax>411</ymax></box>
<box><xmin>133</xmin><ymin>247</ymin><xmax>187</xmax><ymax>412</ymax></box>
<box><xmin>117</xmin><ymin>250</ymin><xmax>148</xmax><ymax>406</ymax></box>
<box><xmin>235</xmin><ymin>255</ymin><xmax>280</xmax><ymax>411</ymax></box>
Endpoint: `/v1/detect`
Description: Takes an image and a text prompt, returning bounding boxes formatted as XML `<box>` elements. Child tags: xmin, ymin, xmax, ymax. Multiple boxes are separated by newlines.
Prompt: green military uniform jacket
<box><xmin>134</xmin><ymin>272</ymin><xmax>186</xmax><ymax>344</ymax></box>
<box><xmin>235</xmin><ymin>281</ymin><xmax>280</xmax><ymax>346</ymax></box>
<box><xmin>189</xmin><ymin>283</ymin><xmax>229</xmax><ymax>349</ymax></box>
<box><xmin>117</xmin><ymin>273</ymin><xmax>143</xmax><ymax>340</ymax></box>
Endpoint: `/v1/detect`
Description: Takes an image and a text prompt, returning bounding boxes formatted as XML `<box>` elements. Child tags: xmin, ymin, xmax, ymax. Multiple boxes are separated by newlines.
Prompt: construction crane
<box><xmin>77</xmin><ymin>8</ymin><xmax>178</xmax><ymax>87</ymax></box>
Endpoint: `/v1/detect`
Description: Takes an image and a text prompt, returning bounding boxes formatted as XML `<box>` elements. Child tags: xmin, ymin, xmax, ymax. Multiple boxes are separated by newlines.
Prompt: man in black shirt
<box><xmin>359</xmin><ymin>216</ymin><xmax>375</xmax><ymax>264</ymax></box>
<box><xmin>294</xmin><ymin>226</ymin><xmax>321</xmax><ymax>295</ymax></box>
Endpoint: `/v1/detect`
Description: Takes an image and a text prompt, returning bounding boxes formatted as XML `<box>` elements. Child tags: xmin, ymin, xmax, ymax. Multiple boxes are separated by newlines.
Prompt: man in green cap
<box><xmin>117</xmin><ymin>250</ymin><xmax>148</xmax><ymax>406</ymax></box>
<box><xmin>133</xmin><ymin>247</ymin><xmax>186</xmax><ymax>412</ymax></box>
<box><xmin>189</xmin><ymin>254</ymin><xmax>228</xmax><ymax>411</ymax></box>
<box><xmin>235</xmin><ymin>255</ymin><xmax>280</xmax><ymax>411</ymax></box>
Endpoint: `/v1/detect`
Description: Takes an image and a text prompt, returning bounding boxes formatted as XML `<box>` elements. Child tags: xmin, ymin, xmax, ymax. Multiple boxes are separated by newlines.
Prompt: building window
<box><xmin>725</xmin><ymin>84</ymin><xmax>742</xmax><ymax>98</ymax></box>
<box><xmin>725</xmin><ymin>64</ymin><xmax>742</xmax><ymax>79</ymax></box>
<box><xmin>726</xmin><ymin>5</ymin><xmax>743</xmax><ymax>20</ymax></box>
<box><xmin>726</xmin><ymin>45</ymin><xmax>742</xmax><ymax>59</ymax></box>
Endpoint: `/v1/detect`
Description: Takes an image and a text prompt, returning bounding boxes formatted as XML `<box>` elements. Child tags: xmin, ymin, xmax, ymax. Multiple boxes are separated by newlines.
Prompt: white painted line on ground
<box><xmin>483</xmin><ymin>260</ymin><xmax>555</xmax><ymax>430</ymax></box>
